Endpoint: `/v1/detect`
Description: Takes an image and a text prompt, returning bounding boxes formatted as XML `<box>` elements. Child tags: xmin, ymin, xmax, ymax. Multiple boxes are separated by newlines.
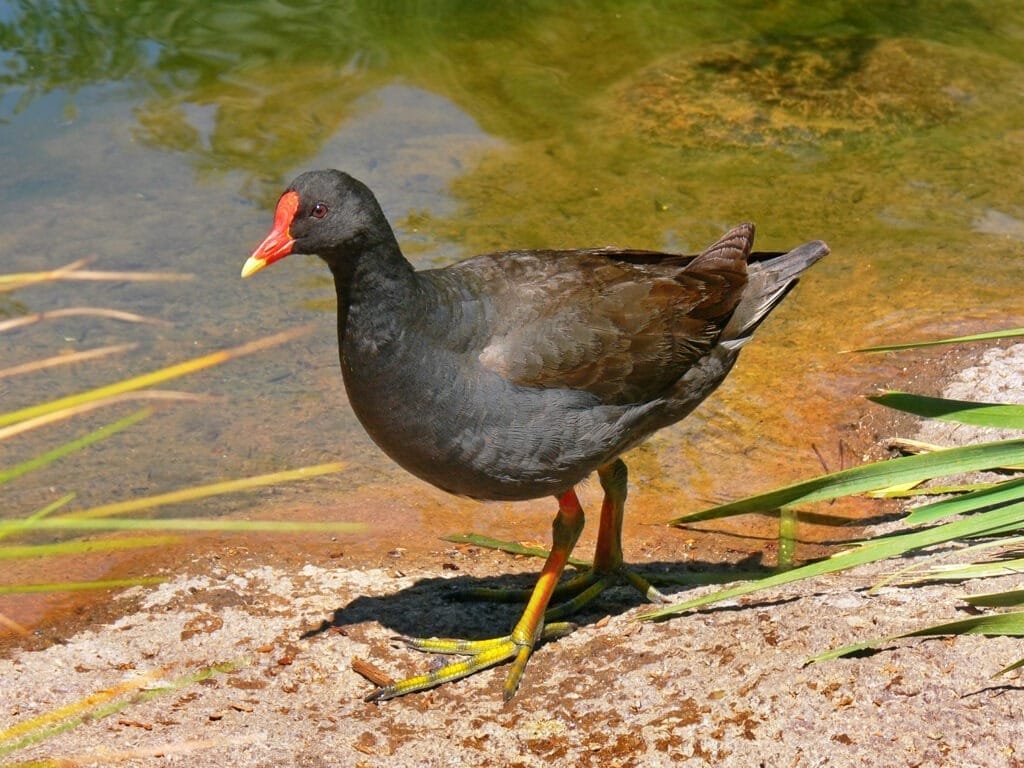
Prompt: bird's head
<box><xmin>242</xmin><ymin>169</ymin><xmax>389</xmax><ymax>277</ymax></box>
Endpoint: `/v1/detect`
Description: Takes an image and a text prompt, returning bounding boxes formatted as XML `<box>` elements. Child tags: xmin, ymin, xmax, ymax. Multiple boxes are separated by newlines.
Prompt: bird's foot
<box><xmin>365</xmin><ymin>492</ymin><xmax>583</xmax><ymax>704</ymax></box>
<box><xmin>456</xmin><ymin>563</ymin><xmax>671</xmax><ymax>621</ymax></box>
<box><xmin>364</xmin><ymin>622</ymin><xmax>573</xmax><ymax>703</ymax></box>
<box><xmin>362</xmin><ymin>562</ymin><xmax>674</xmax><ymax>703</ymax></box>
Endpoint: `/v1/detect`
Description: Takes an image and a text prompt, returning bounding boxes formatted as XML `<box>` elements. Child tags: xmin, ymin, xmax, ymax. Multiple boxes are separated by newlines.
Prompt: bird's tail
<box><xmin>721</xmin><ymin>239</ymin><xmax>830</xmax><ymax>348</ymax></box>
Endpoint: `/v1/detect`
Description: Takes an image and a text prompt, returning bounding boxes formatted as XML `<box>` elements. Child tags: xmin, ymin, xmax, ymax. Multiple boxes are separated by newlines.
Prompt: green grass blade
<box><xmin>808</xmin><ymin>611</ymin><xmax>1024</xmax><ymax>663</ymax></box>
<box><xmin>975</xmin><ymin>521</ymin><xmax>1024</xmax><ymax>537</ymax></box>
<box><xmin>904</xmin><ymin>476</ymin><xmax>1024</xmax><ymax>525</ymax></box>
<box><xmin>867</xmin><ymin>538</ymin><xmax>1024</xmax><ymax>590</ymax></box>
<box><xmin>963</xmin><ymin>589</ymin><xmax>1024</xmax><ymax>608</ymax></box>
<box><xmin>905</xmin><ymin>558</ymin><xmax>1024</xmax><ymax>582</ymax></box>
<box><xmin>442</xmin><ymin>533</ymin><xmax>590</xmax><ymax>567</ymax></box>
<box><xmin>0</xmin><ymin>518</ymin><xmax>363</xmax><ymax>534</ymax></box>
<box><xmin>777</xmin><ymin>507</ymin><xmax>798</xmax><ymax>571</ymax></box>
<box><xmin>0</xmin><ymin>536</ymin><xmax>181</xmax><ymax>560</ymax></box>
<box><xmin>884</xmin><ymin>438</ymin><xmax>1024</xmax><ymax>472</ymax></box>
<box><xmin>869</xmin><ymin>482</ymin><xmax>1000</xmax><ymax>498</ymax></box>
<box><xmin>0</xmin><ymin>493</ymin><xmax>75</xmax><ymax>543</ymax></box>
<box><xmin>0</xmin><ymin>577</ymin><xmax>166</xmax><ymax>595</ymax></box>
<box><xmin>668</xmin><ymin>439</ymin><xmax>1024</xmax><ymax>525</ymax></box>
<box><xmin>0</xmin><ymin>409</ymin><xmax>150</xmax><ymax>485</ymax></box>
<box><xmin>642</xmin><ymin>500</ymin><xmax>1024</xmax><ymax>621</ymax></box>
<box><xmin>59</xmin><ymin>462</ymin><xmax>347</xmax><ymax>520</ymax></box>
<box><xmin>869</xmin><ymin>392</ymin><xmax>1024</xmax><ymax>429</ymax></box>
<box><xmin>852</xmin><ymin>327</ymin><xmax>1024</xmax><ymax>353</ymax></box>
<box><xmin>0</xmin><ymin>667</ymin><xmax>168</xmax><ymax>751</ymax></box>
<box><xmin>0</xmin><ymin>661</ymin><xmax>241</xmax><ymax>757</ymax></box>
<box><xmin>886</xmin><ymin>610</ymin><xmax>1024</xmax><ymax>636</ymax></box>
<box><xmin>997</xmin><ymin>657</ymin><xmax>1024</xmax><ymax>675</ymax></box>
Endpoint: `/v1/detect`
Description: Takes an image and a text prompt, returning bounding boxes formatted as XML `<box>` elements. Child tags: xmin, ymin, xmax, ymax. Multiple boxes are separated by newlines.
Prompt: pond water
<box><xmin>2</xmin><ymin>2</ymin><xmax>1023</xmax><ymax>585</ymax></box>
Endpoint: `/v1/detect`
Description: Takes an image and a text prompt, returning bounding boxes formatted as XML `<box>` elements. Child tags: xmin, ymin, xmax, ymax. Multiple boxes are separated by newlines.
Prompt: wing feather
<box><xmin>451</xmin><ymin>224</ymin><xmax>754</xmax><ymax>405</ymax></box>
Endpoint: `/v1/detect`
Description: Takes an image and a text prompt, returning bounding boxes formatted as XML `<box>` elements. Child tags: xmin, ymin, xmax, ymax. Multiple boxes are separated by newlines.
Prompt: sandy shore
<box><xmin>3</xmin><ymin>345</ymin><xmax>1022</xmax><ymax>767</ymax></box>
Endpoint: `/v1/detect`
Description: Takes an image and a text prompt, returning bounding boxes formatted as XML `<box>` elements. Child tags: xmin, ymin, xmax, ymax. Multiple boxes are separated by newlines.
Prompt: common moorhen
<box><xmin>242</xmin><ymin>169</ymin><xmax>828</xmax><ymax>702</ymax></box>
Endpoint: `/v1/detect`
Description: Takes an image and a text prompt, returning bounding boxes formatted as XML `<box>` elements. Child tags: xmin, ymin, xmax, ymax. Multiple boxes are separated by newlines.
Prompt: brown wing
<box><xmin>457</xmin><ymin>224</ymin><xmax>754</xmax><ymax>405</ymax></box>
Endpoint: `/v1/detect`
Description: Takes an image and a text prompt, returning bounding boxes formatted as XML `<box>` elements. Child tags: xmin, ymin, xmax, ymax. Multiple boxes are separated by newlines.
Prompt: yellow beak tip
<box><xmin>240</xmin><ymin>256</ymin><xmax>267</xmax><ymax>279</ymax></box>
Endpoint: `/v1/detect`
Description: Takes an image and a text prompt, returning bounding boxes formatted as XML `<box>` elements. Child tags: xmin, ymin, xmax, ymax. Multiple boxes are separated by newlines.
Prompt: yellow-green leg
<box><xmin>365</xmin><ymin>488</ymin><xmax>585</xmax><ymax>703</ymax></box>
<box><xmin>545</xmin><ymin>459</ymin><xmax>668</xmax><ymax>620</ymax></box>
<box><xmin>460</xmin><ymin>459</ymin><xmax>669</xmax><ymax>621</ymax></box>
<box><xmin>364</xmin><ymin>460</ymin><xmax>670</xmax><ymax>702</ymax></box>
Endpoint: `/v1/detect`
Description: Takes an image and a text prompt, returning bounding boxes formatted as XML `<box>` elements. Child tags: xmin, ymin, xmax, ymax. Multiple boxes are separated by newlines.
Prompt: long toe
<box><xmin>617</xmin><ymin>566</ymin><xmax>672</xmax><ymax>604</ymax></box>
<box><xmin>544</xmin><ymin>564</ymin><xmax>671</xmax><ymax>621</ymax></box>
<box><xmin>364</xmin><ymin>635</ymin><xmax>527</xmax><ymax>702</ymax></box>
<box><xmin>450</xmin><ymin>583</ymin><xmax>537</xmax><ymax>604</ymax></box>
<box><xmin>453</xmin><ymin>564</ymin><xmax>669</xmax><ymax>614</ymax></box>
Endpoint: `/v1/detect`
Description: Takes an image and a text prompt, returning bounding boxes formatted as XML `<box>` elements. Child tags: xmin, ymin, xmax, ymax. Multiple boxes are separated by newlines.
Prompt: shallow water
<box><xmin>2</xmin><ymin>2</ymin><xmax>1023</xmax><ymax>585</ymax></box>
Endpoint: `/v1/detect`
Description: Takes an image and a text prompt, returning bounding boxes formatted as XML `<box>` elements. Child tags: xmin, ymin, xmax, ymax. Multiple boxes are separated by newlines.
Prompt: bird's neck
<box><xmin>330</xmin><ymin>239</ymin><xmax>419</xmax><ymax>359</ymax></box>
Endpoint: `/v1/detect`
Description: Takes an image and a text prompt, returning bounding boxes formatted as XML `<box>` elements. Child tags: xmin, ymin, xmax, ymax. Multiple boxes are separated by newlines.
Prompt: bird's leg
<box><xmin>545</xmin><ymin>459</ymin><xmax>669</xmax><ymax>620</ymax></box>
<box><xmin>451</xmin><ymin>460</ymin><xmax>670</xmax><ymax>619</ymax></box>
<box><xmin>365</xmin><ymin>489</ymin><xmax>585</xmax><ymax>702</ymax></box>
<box><xmin>593</xmin><ymin>457</ymin><xmax>630</xmax><ymax>570</ymax></box>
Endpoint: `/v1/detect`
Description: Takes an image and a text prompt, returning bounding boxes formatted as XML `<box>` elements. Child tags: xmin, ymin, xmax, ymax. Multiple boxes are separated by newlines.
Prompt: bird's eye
<box><xmin>311</xmin><ymin>203</ymin><xmax>328</xmax><ymax>219</ymax></box>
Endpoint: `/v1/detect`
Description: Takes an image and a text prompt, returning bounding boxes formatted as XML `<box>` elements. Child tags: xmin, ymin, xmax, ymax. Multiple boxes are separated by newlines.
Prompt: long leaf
<box><xmin>0</xmin><ymin>391</ymin><xmax>205</xmax><ymax>442</ymax></box>
<box><xmin>0</xmin><ymin>259</ymin><xmax>187</xmax><ymax>292</ymax></box>
<box><xmin>641</xmin><ymin>499</ymin><xmax>1024</xmax><ymax>621</ymax></box>
<box><xmin>0</xmin><ymin>536</ymin><xmax>180</xmax><ymax>560</ymax></box>
<box><xmin>0</xmin><ymin>307</ymin><xmax>168</xmax><ymax>332</ymax></box>
<box><xmin>0</xmin><ymin>661</ymin><xmax>240</xmax><ymax>756</ymax></box>
<box><xmin>58</xmin><ymin>462</ymin><xmax>348</xmax><ymax>520</ymax></box>
<box><xmin>963</xmin><ymin>589</ymin><xmax>1024</xmax><ymax>608</ymax></box>
<box><xmin>904</xmin><ymin>476</ymin><xmax>1024</xmax><ymax>525</ymax></box>
<box><xmin>0</xmin><ymin>577</ymin><xmax>166</xmax><ymax>595</ymax></box>
<box><xmin>997</xmin><ymin>657</ymin><xmax>1024</xmax><ymax>675</ymax></box>
<box><xmin>1</xmin><ymin>268</ymin><xmax>190</xmax><ymax>284</ymax></box>
<box><xmin>885</xmin><ymin>437</ymin><xmax>1024</xmax><ymax>471</ymax></box>
<box><xmin>0</xmin><ymin>668</ymin><xmax>168</xmax><ymax>748</ymax></box>
<box><xmin>0</xmin><ymin>258</ymin><xmax>91</xmax><ymax>292</ymax></box>
<box><xmin>852</xmin><ymin>327</ymin><xmax>1024</xmax><ymax>353</ymax></box>
<box><xmin>869</xmin><ymin>482</ymin><xmax>1000</xmax><ymax>499</ymax></box>
<box><xmin>0</xmin><ymin>518</ymin><xmax>363</xmax><ymax>534</ymax></box>
<box><xmin>668</xmin><ymin>439</ymin><xmax>1024</xmax><ymax>525</ymax></box>
<box><xmin>902</xmin><ymin>558</ymin><xmax>1024</xmax><ymax>583</ymax></box>
<box><xmin>442</xmin><ymin>533</ymin><xmax>590</xmax><ymax>567</ymax></box>
<box><xmin>870</xmin><ymin>392</ymin><xmax>1024</xmax><ymax>429</ymax></box>
<box><xmin>808</xmin><ymin>611</ymin><xmax>1024</xmax><ymax>663</ymax></box>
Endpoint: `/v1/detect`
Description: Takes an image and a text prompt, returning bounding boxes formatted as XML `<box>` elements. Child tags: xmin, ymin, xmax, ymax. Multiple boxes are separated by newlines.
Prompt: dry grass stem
<box><xmin>0</xmin><ymin>611</ymin><xmax>31</xmax><ymax>637</ymax></box>
<box><xmin>3</xmin><ymin>737</ymin><xmax>259</xmax><ymax>767</ymax></box>
<box><xmin>0</xmin><ymin>308</ymin><xmax>170</xmax><ymax>333</ymax></box>
<box><xmin>0</xmin><ymin>344</ymin><xmax>138</xmax><ymax>380</ymax></box>
<box><xmin>0</xmin><ymin>325</ymin><xmax>312</xmax><ymax>430</ymax></box>
<box><xmin>0</xmin><ymin>668</ymin><xmax>168</xmax><ymax>743</ymax></box>
<box><xmin>0</xmin><ymin>258</ymin><xmax>92</xmax><ymax>292</ymax></box>
<box><xmin>0</xmin><ymin>391</ymin><xmax>209</xmax><ymax>442</ymax></box>
<box><xmin>0</xmin><ymin>258</ymin><xmax>191</xmax><ymax>293</ymax></box>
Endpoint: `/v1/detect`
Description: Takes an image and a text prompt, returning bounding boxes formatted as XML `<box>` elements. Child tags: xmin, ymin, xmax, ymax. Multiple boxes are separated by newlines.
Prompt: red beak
<box><xmin>241</xmin><ymin>190</ymin><xmax>299</xmax><ymax>278</ymax></box>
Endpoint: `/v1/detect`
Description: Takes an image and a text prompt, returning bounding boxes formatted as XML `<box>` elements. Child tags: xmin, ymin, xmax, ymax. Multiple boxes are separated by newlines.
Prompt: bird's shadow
<box><xmin>301</xmin><ymin>555</ymin><xmax>771</xmax><ymax>642</ymax></box>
